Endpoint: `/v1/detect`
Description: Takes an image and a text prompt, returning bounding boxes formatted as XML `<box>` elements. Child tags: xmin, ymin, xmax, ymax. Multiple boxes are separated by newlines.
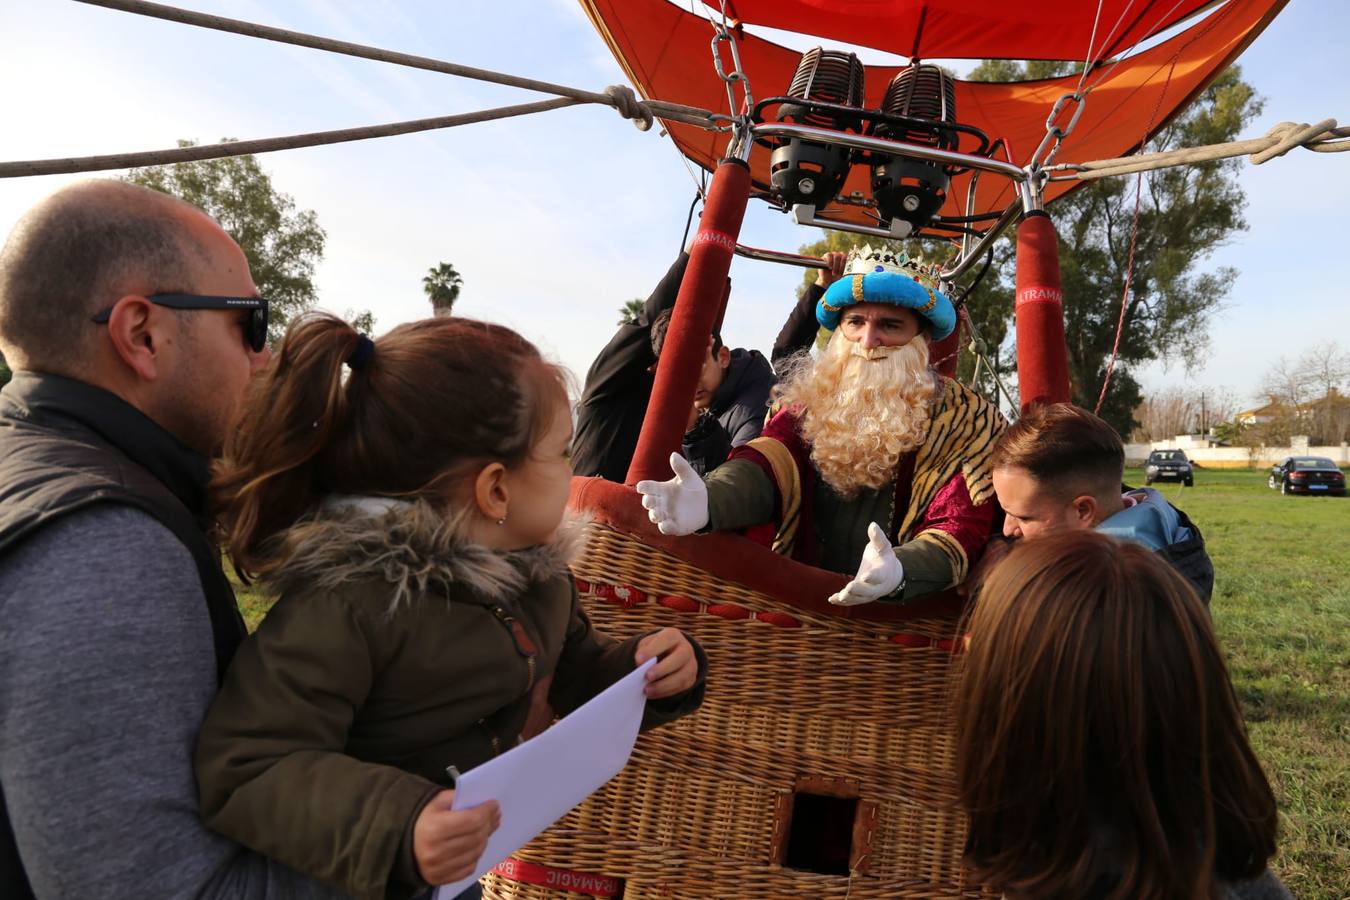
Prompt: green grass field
<box><xmin>1125</xmin><ymin>467</ymin><xmax>1350</xmax><ymax>899</ymax></box>
<box><xmin>233</xmin><ymin>468</ymin><xmax>1349</xmax><ymax>896</ymax></box>
<box><xmin>232</xmin><ymin>571</ymin><xmax>272</xmax><ymax>633</ymax></box>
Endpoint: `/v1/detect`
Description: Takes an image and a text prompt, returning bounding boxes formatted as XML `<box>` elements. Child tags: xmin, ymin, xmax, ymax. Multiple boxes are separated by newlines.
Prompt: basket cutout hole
<box><xmin>772</xmin><ymin>775</ymin><xmax>875</xmax><ymax>876</ymax></box>
<box><xmin>784</xmin><ymin>792</ymin><xmax>857</xmax><ymax>875</ymax></box>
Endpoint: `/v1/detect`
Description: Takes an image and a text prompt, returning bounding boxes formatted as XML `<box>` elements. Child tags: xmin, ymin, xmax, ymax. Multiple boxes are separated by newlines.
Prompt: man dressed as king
<box><xmin>637</xmin><ymin>245</ymin><xmax>1005</xmax><ymax>606</ymax></box>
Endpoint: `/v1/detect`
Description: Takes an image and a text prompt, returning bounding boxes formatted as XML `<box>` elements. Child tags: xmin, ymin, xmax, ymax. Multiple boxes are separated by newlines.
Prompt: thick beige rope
<box><xmin>25</xmin><ymin>1</ymin><xmax>1344</xmax><ymax>188</ymax></box>
<box><xmin>0</xmin><ymin>1</ymin><xmax>727</xmax><ymax>178</ymax></box>
<box><xmin>71</xmin><ymin>0</ymin><xmax>719</xmax><ymax>131</ymax></box>
<box><xmin>0</xmin><ymin>100</ymin><xmax>580</xmax><ymax>179</ymax></box>
<box><xmin>1066</xmin><ymin>119</ymin><xmax>1349</xmax><ymax>180</ymax></box>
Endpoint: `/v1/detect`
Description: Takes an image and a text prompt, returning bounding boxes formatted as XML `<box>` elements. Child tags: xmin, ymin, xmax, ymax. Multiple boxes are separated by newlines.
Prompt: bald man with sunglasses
<box><xmin>0</xmin><ymin>181</ymin><xmax>352</xmax><ymax>898</ymax></box>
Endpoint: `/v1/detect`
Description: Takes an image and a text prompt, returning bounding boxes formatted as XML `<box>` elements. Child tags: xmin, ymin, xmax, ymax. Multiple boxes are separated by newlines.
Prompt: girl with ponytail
<box><xmin>194</xmin><ymin>314</ymin><xmax>706</xmax><ymax>900</ymax></box>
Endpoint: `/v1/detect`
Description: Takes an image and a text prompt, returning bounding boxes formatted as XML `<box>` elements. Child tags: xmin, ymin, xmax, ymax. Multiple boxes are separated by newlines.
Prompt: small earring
<box><xmin>496</xmin><ymin>516</ymin><xmax>506</xmax><ymax>526</ymax></box>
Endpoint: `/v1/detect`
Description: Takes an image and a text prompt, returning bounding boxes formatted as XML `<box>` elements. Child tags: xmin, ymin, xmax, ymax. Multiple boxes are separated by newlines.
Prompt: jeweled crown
<box><xmin>842</xmin><ymin>243</ymin><xmax>941</xmax><ymax>290</ymax></box>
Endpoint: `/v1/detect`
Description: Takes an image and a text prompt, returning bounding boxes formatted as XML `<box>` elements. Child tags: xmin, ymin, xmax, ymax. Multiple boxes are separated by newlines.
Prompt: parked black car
<box><xmin>1145</xmin><ymin>449</ymin><xmax>1194</xmax><ymax>487</ymax></box>
<box><xmin>1268</xmin><ymin>457</ymin><xmax>1346</xmax><ymax>495</ymax></box>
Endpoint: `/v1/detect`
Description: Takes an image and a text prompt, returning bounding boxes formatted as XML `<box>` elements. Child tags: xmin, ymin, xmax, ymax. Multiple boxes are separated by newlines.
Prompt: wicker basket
<box><xmin>482</xmin><ymin>520</ymin><xmax>989</xmax><ymax>899</ymax></box>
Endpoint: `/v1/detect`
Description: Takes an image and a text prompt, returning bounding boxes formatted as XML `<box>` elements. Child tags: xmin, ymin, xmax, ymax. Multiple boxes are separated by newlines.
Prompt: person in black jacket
<box><xmin>572</xmin><ymin>252</ymin><xmax>786</xmax><ymax>480</ymax></box>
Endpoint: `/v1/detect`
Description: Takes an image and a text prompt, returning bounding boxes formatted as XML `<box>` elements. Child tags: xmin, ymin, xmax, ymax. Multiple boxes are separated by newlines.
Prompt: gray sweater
<box><xmin>0</xmin><ymin>505</ymin><xmax>350</xmax><ymax>899</ymax></box>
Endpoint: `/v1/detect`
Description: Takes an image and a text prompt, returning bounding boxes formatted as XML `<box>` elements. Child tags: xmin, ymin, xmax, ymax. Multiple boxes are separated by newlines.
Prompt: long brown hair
<box><xmin>212</xmin><ymin>313</ymin><xmax>567</xmax><ymax>581</ymax></box>
<box><xmin>955</xmin><ymin>531</ymin><xmax>1277</xmax><ymax>899</ymax></box>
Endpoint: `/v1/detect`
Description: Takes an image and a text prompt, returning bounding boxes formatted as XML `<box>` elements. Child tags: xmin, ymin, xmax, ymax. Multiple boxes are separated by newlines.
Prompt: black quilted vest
<box><xmin>0</xmin><ymin>372</ymin><xmax>245</xmax><ymax>898</ymax></box>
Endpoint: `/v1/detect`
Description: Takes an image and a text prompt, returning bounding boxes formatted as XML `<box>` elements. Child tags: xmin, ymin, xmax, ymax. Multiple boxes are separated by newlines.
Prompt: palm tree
<box><xmin>617</xmin><ymin>298</ymin><xmax>645</xmax><ymax>326</ymax></box>
<box><xmin>423</xmin><ymin>262</ymin><xmax>463</xmax><ymax>317</ymax></box>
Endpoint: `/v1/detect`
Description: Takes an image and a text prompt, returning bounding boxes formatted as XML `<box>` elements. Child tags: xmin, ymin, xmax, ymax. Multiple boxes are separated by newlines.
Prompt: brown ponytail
<box><xmin>212</xmin><ymin>313</ymin><xmax>567</xmax><ymax>581</ymax></box>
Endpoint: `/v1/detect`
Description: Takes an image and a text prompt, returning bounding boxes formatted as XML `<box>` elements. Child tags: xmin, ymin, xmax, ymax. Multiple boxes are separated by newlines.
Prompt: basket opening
<box><xmin>783</xmin><ymin>792</ymin><xmax>858</xmax><ymax>875</ymax></box>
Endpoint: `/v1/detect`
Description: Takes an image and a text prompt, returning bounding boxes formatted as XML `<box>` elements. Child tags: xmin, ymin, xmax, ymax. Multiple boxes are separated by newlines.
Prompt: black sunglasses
<box><xmin>91</xmin><ymin>293</ymin><xmax>269</xmax><ymax>353</ymax></box>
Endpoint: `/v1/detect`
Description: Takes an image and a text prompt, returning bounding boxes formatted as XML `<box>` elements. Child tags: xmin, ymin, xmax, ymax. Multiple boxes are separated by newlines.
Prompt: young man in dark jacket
<box><xmin>990</xmin><ymin>403</ymin><xmax>1215</xmax><ymax>602</ymax></box>
<box><xmin>647</xmin><ymin>306</ymin><xmax>778</xmax><ymax>475</ymax></box>
<box><xmin>0</xmin><ymin>181</ymin><xmax>414</xmax><ymax>898</ymax></box>
<box><xmin>571</xmin><ymin>253</ymin><xmax>782</xmax><ymax>480</ymax></box>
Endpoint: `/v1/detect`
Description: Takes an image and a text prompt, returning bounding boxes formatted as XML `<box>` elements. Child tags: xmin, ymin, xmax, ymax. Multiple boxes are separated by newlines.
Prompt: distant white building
<box><xmin>1233</xmin><ymin>399</ymin><xmax>1286</xmax><ymax>426</ymax></box>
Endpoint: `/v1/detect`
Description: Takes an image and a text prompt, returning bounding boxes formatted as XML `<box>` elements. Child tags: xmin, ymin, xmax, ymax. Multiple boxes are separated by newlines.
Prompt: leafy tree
<box><xmin>123</xmin><ymin>140</ymin><xmax>334</xmax><ymax>341</ymax></box>
<box><xmin>968</xmin><ymin>59</ymin><xmax>1084</xmax><ymax>82</ymax></box>
<box><xmin>966</xmin><ymin>62</ymin><xmax>1263</xmax><ymax>436</ymax></box>
<box><xmin>617</xmin><ymin>298</ymin><xmax>645</xmax><ymax>326</ymax></box>
<box><xmin>0</xmin><ymin>353</ymin><xmax>10</xmax><ymax>389</ymax></box>
<box><xmin>1211</xmin><ymin>419</ymin><xmax>1243</xmax><ymax>445</ymax></box>
<box><xmin>423</xmin><ymin>262</ymin><xmax>463</xmax><ymax>317</ymax></box>
<box><xmin>344</xmin><ymin>308</ymin><xmax>377</xmax><ymax>335</ymax></box>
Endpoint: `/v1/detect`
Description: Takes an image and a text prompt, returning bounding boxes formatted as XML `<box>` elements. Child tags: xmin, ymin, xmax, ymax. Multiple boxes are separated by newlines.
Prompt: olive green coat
<box><xmin>195</xmin><ymin>502</ymin><xmax>705</xmax><ymax>900</ymax></box>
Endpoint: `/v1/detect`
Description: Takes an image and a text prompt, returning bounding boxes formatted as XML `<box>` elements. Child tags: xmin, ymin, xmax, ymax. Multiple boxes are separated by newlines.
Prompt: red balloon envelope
<box><xmin>580</xmin><ymin>0</ymin><xmax>1288</xmax><ymax>227</ymax></box>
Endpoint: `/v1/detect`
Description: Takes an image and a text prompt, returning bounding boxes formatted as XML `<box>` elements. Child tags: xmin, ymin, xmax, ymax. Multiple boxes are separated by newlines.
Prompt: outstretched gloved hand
<box><xmin>828</xmin><ymin>522</ymin><xmax>904</xmax><ymax>606</ymax></box>
<box><xmin>635</xmin><ymin>453</ymin><xmax>710</xmax><ymax>536</ymax></box>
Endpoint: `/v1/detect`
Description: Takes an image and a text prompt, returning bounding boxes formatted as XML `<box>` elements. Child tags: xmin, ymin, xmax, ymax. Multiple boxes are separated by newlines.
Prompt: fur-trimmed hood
<box><xmin>260</xmin><ymin>497</ymin><xmax>590</xmax><ymax>610</ymax></box>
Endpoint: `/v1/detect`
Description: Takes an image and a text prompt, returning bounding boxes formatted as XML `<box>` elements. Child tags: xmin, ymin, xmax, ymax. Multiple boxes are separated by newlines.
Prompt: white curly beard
<box><xmin>772</xmin><ymin>330</ymin><xmax>939</xmax><ymax>497</ymax></box>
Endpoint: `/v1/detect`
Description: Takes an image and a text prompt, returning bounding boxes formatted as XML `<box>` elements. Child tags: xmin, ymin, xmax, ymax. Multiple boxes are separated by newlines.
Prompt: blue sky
<box><xmin>2</xmin><ymin>0</ymin><xmax>1346</xmax><ymax>408</ymax></box>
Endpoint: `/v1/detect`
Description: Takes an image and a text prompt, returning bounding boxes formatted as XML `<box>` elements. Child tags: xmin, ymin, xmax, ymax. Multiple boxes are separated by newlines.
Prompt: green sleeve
<box><xmin>703</xmin><ymin>457</ymin><xmax>776</xmax><ymax>532</ymax></box>
<box><xmin>548</xmin><ymin>580</ymin><xmax>708</xmax><ymax>731</ymax></box>
<box><xmin>194</xmin><ymin>592</ymin><xmax>440</xmax><ymax>900</ymax></box>
<box><xmin>548</xmin><ymin>579</ymin><xmax>637</xmax><ymax>716</ymax></box>
<box><xmin>888</xmin><ymin>540</ymin><xmax>960</xmax><ymax>603</ymax></box>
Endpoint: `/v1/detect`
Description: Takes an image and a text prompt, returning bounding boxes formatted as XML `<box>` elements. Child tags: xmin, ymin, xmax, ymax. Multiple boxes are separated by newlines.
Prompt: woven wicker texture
<box><xmin>482</xmin><ymin>523</ymin><xmax>990</xmax><ymax>899</ymax></box>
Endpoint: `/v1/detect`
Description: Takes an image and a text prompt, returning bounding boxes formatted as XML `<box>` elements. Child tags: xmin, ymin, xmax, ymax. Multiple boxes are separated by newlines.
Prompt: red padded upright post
<box><xmin>711</xmin><ymin>277</ymin><xmax>732</xmax><ymax>337</ymax></box>
<box><xmin>1014</xmin><ymin>211</ymin><xmax>1071</xmax><ymax>410</ymax></box>
<box><xmin>626</xmin><ymin>158</ymin><xmax>752</xmax><ymax>485</ymax></box>
<box><xmin>929</xmin><ymin>324</ymin><xmax>961</xmax><ymax>380</ymax></box>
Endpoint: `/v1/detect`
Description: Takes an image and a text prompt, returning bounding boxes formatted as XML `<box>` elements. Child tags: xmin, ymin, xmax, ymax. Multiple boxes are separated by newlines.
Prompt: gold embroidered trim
<box><xmin>896</xmin><ymin>378</ymin><xmax>1006</xmax><ymax>544</ymax></box>
<box><xmin>912</xmin><ymin>529</ymin><xmax>970</xmax><ymax>586</ymax></box>
<box><xmin>916</xmin><ymin>285</ymin><xmax>938</xmax><ymax>314</ymax></box>
<box><xmin>746</xmin><ymin>436</ymin><xmax>802</xmax><ymax>557</ymax></box>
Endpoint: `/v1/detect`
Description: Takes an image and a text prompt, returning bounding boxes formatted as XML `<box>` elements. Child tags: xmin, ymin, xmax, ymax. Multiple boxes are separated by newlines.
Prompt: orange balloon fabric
<box><xmin>581</xmin><ymin>0</ymin><xmax>1287</xmax><ymax>225</ymax></box>
<box><xmin>709</xmin><ymin>0</ymin><xmax>1219</xmax><ymax>61</ymax></box>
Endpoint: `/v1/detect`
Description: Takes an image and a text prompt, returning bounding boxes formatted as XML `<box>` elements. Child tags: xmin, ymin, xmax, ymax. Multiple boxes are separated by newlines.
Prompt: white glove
<box><xmin>635</xmin><ymin>452</ymin><xmax>710</xmax><ymax>536</ymax></box>
<box><xmin>828</xmin><ymin>522</ymin><xmax>904</xmax><ymax>606</ymax></box>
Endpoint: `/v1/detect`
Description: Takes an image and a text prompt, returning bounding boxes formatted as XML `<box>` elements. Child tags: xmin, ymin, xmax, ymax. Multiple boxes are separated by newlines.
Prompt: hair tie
<box><xmin>346</xmin><ymin>334</ymin><xmax>375</xmax><ymax>370</ymax></box>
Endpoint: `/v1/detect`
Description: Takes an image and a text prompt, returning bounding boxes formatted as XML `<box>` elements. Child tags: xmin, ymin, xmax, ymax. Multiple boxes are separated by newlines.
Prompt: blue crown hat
<box><xmin>817</xmin><ymin>245</ymin><xmax>957</xmax><ymax>341</ymax></box>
